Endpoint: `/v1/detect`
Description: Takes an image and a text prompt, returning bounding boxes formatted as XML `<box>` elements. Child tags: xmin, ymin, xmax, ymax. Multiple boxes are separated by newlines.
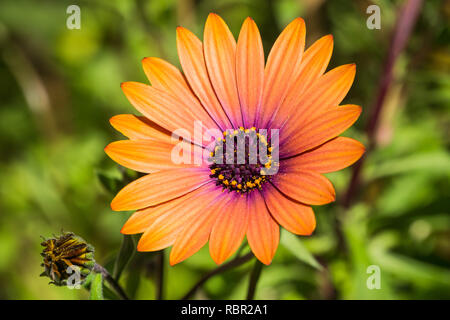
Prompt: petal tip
<box><xmin>176</xmin><ymin>26</ymin><xmax>187</xmax><ymax>35</ymax></box>
<box><xmin>169</xmin><ymin>259</ymin><xmax>177</xmax><ymax>267</ymax></box>
<box><xmin>110</xmin><ymin>199</ymin><xmax>120</xmax><ymax>211</ymax></box>
<box><xmin>141</xmin><ymin>57</ymin><xmax>156</xmax><ymax>65</ymax></box>
<box><xmin>169</xmin><ymin>253</ymin><xmax>182</xmax><ymax>266</ymax></box>
<box><xmin>290</xmin><ymin>17</ymin><xmax>306</xmax><ymax>29</ymax></box>
<box><xmin>258</xmin><ymin>256</ymin><xmax>272</xmax><ymax>265</ymax></box>
<box><xmin>111</xmin><ymin>193</ymin><xmax>127</xmax><ymax>212</ymax></box>
<box><xmin>323</xmin><ymin>34</ymin><xmax>334</xmax><ymax>44</ymax></box>
<box><xmin>120</xmin><ymin>225</ymin><xmax>133</xmax><ymax>235</ymax></box>
<box><xmin>120</xmin><ymin>81</ymin><xmax>133</xmax><ymax>91</ymax></box>
<box><xmin>210</xmin><ymin>251</ymin><xmax>226</xmax><ymax>265</ymax></box>
<box><xmin>136</xmin><ymin>239</ymin><xmax>148</xmax><ymax>252</ymax></box>
<box><xmin>109</xmin><ymin>115</ymin><xmax>120</xmax><ymax>126</ymax></box>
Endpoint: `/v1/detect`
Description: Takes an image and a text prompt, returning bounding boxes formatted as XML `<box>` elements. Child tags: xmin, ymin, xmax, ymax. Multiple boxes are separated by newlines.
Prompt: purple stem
<box><xmin>342</xmin><ymin>0</ymin><xmax>424</xmax><ymax>208</ymax></box>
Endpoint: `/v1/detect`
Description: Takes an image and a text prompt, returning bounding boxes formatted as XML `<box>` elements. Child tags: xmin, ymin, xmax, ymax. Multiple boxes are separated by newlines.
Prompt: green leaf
<box><xmin>366</xmin><ymin>151</ymin><xmax>450</xmax><ymax>180</ymax></box>
<box><xmin>280</xmin><ymin>232</ymin><xmax>323</xmax><ymax>270</ymax></box>
<box><xmin>102</xmin><ymin>285</ymin><xmax>119</xmax><ymax>300</ymax></box>
<box><xmin>96</xmin><ymin>169</ymin><xmax>122</xmax><ymax>194</ymax></box>
<box><xmin>369</xmin><ymin>233</ymin><xmax>450</xmax><ymax>287</ymax></box>
<box><xmin>113</xmin><ymin>235</ymin><xmax>135</xmax><ymax>281</ymax></box>
<box><xmin>89</xmin><ymin>272</ymin><xmax>104</xmax><ymax>300</ymax></box>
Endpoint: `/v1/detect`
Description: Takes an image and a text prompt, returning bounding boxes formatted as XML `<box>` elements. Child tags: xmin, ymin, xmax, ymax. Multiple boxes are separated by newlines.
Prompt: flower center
<box><xmin>209</xmin><ymin>127</ymin><xmax>278</xmax><ymax>194</ymax></box>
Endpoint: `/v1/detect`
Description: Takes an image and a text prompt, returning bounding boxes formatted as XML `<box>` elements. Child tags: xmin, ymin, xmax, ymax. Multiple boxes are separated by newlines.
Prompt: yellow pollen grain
<box><xmin>231</xmin><ymin>181</ymin><xmax>237</xmax><ymax>186</ymax></box>
<box><xmin>218</xmin><ymin>174</ymin><xmax>224</xmax><ymax>180</ymax></box>
<box><xmin>237</xmin><ymin>184</ymin><xmax>242</xmax><ymax>189</ymax></box>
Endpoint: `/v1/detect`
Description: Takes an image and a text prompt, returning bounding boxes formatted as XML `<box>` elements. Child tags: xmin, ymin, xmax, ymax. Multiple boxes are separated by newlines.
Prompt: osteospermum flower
<box><xmin>105</xmin><ymin>14</ymin><xmax>364</xmax><ymax>265</ymax></box>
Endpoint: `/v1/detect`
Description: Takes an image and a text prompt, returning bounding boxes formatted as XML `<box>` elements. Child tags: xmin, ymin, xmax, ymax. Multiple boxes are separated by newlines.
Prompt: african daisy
<box><xmin>105</xmin><ymin>13</ymin><xmax>364</xmax><ymax>265</ymax></box>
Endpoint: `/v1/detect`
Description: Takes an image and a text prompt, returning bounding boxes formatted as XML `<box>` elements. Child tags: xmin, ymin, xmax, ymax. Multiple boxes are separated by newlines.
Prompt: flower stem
<box><xmin>342</xmin><ymin>0</ymin><xmax>424</xmax><ymax>208</ymax></box>
<box><xmin>93</xmin><ymin>263</ymin><xmax>129</xmax><ymax>300</ymax></box>
<box><xmin>156</xmin><ymin>250</ymin><xmax>165</xmax><ymax>300</ymax></box>
<box><xmin>246</xmin><ymin>260</ymin><xmax>263</xmax><ymax>300</ymax></box>
<box><xmin>181</xmin><ymin>252</ymin><xmax>254</xmax><ymax>300</ymax></box>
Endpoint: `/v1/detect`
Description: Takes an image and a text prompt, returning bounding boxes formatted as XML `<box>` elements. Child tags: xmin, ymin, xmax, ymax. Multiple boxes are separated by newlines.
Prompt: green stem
<box><xmin>156</xmin><ymin>250</ymin><xmax>165</xmax><ymax>300</ymax></box>
<box><xmin>93</xmin><ymin>263</ymin><xmax>129</xmax><ymax>300</ymax></box>
<box><xmin>182</xmin><ymin>252</ymin><xmax>254</xmax><ymax>300</ymax></box>
<box><xmin>246</xmin><ymin>260</ymin><xmax>263</xmax><ymax>300</ymax></box>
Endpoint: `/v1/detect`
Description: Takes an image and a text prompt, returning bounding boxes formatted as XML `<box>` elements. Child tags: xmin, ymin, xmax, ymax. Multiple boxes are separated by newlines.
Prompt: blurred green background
<box><xmin>0</xmin><ymin>0</ymin><xmax>449</xmax><ymax>299</ymax></box>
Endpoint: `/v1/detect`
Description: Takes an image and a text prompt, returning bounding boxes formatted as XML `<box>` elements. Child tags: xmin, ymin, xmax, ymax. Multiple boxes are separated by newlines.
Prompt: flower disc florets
<box><xmin>209</xmin><ymin>127</ymin><xmax>278</xmax><ymax>194</ymax></box>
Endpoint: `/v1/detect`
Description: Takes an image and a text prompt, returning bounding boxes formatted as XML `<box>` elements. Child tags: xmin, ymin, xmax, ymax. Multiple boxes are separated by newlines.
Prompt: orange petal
<box><xmin>246</xmin><ymin>191</ymin><xmax>279</xmax><ymax>265</ymax></box>
<box><xmin>272</xmin><ymin>170</ymin><xmax>335</xmax><ymax>205</ymax></box>
<box><xmin>204</xmin><ymin>13</ymin><xmax>242</xmax><ymax>128</ymax></box>
<box><xmin>281</xmin><ymin>104</ymin><xmax>362</xmax><ymax>158</ymax></box>
<box><xmin>121</xmin><ymin>81</ymin><xmax>210</xmax><ymax>143</ymax></box>
<box><xmin>121</xmin><ymin>210</ymin><xmax>165</xmax><ymax>235</ymax></box>
<box><xmin>257</xmin><ymin>18</ymin><xmax>306</xmax><ymax>128</ymax></box>
<box><xmin>270</xmin><ymin>35</ymin><xmax>333</xmax><ymax>129</ymax></box>
<box><xmin>169</xmin><ymin>192</ymin><xmax>229</xmax><ymax>265</ymax></box>
<box><xmin>111</xmin><ymin>168</ymin><xmax>210</xmax><ymax>211</ymax></box>
<box><xmin>121</xmin><ymin>184</ymin><xmax>213</xmax><ymax>235</ymax></box>
<box><xmin>283</xmin><ymin>137</ymin><xmax>365</xmax><ymax>173</ymax></box>
<box><xmin>176</xmin><ymin>26</ymin><xmax>232</xmax><ymax>130</ymax></box>
<box><xmin>281</xmin><ymin>64</ymin><xmax>356</xmax><ymax>135</ymax></box>
<box><xmin>137</xmin><ymin>183</ymin><xmax>222</xmax><ymax>251</ymax></box>
<box><xmin>291</xmin><ymin>34</ymin><xmax>333</xmax><ymax>88</ymax></box>
<box><xmin>263</xmin><ymin>183</ymin><xmax>316</xmax><ymax>235</ymax></box>
<box><xmin>209</xmin><ymin>194</ymin><xmax>249</xmax><ymax>264</ymax></box>
<box><xmin>141</xmin><ymin>57</ymin><xmax>218</xmax><ymax>130</ymax></box>
<box><xmin>109</xmin><ymin>114</ymin><xmax>172</xmax><ymax>143</ymax></box>
<box><xmin>236</xmin><ymin>17</ymin><xmax>264</xmax><ymax>128</ymax></box>
<box><xmin>105</xmin><ymin>139</ymin><xmax>198</xmax><ymax>173</ymax></box>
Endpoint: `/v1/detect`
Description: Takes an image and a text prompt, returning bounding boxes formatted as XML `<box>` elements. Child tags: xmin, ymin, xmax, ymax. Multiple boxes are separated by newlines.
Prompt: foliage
<box><xmin>0</xmin><ymin>0</ymin><xmax>448</xmax><ymax>299</ymax></box>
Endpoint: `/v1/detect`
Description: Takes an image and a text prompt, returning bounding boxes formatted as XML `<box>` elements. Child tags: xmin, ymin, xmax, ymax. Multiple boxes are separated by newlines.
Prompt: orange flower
<box><xmin>105</xmin><ymin>14</ymin><xmax>364</xmax><ymax>266</ymax></box>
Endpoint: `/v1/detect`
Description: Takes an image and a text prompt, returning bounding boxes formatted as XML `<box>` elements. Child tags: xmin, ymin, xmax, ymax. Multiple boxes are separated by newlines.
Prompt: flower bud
<box><xmin>40</xmin><ymin>232</ymin><xmax>95</xmax><ymax>286</ymax></box>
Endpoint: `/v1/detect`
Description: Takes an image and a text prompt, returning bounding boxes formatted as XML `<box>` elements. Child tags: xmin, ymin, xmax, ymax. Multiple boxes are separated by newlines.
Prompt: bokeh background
<box><xmin>0</xmin><ymin>0</ymin><xmax>449</xmax><ymax>299</ymax></box>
